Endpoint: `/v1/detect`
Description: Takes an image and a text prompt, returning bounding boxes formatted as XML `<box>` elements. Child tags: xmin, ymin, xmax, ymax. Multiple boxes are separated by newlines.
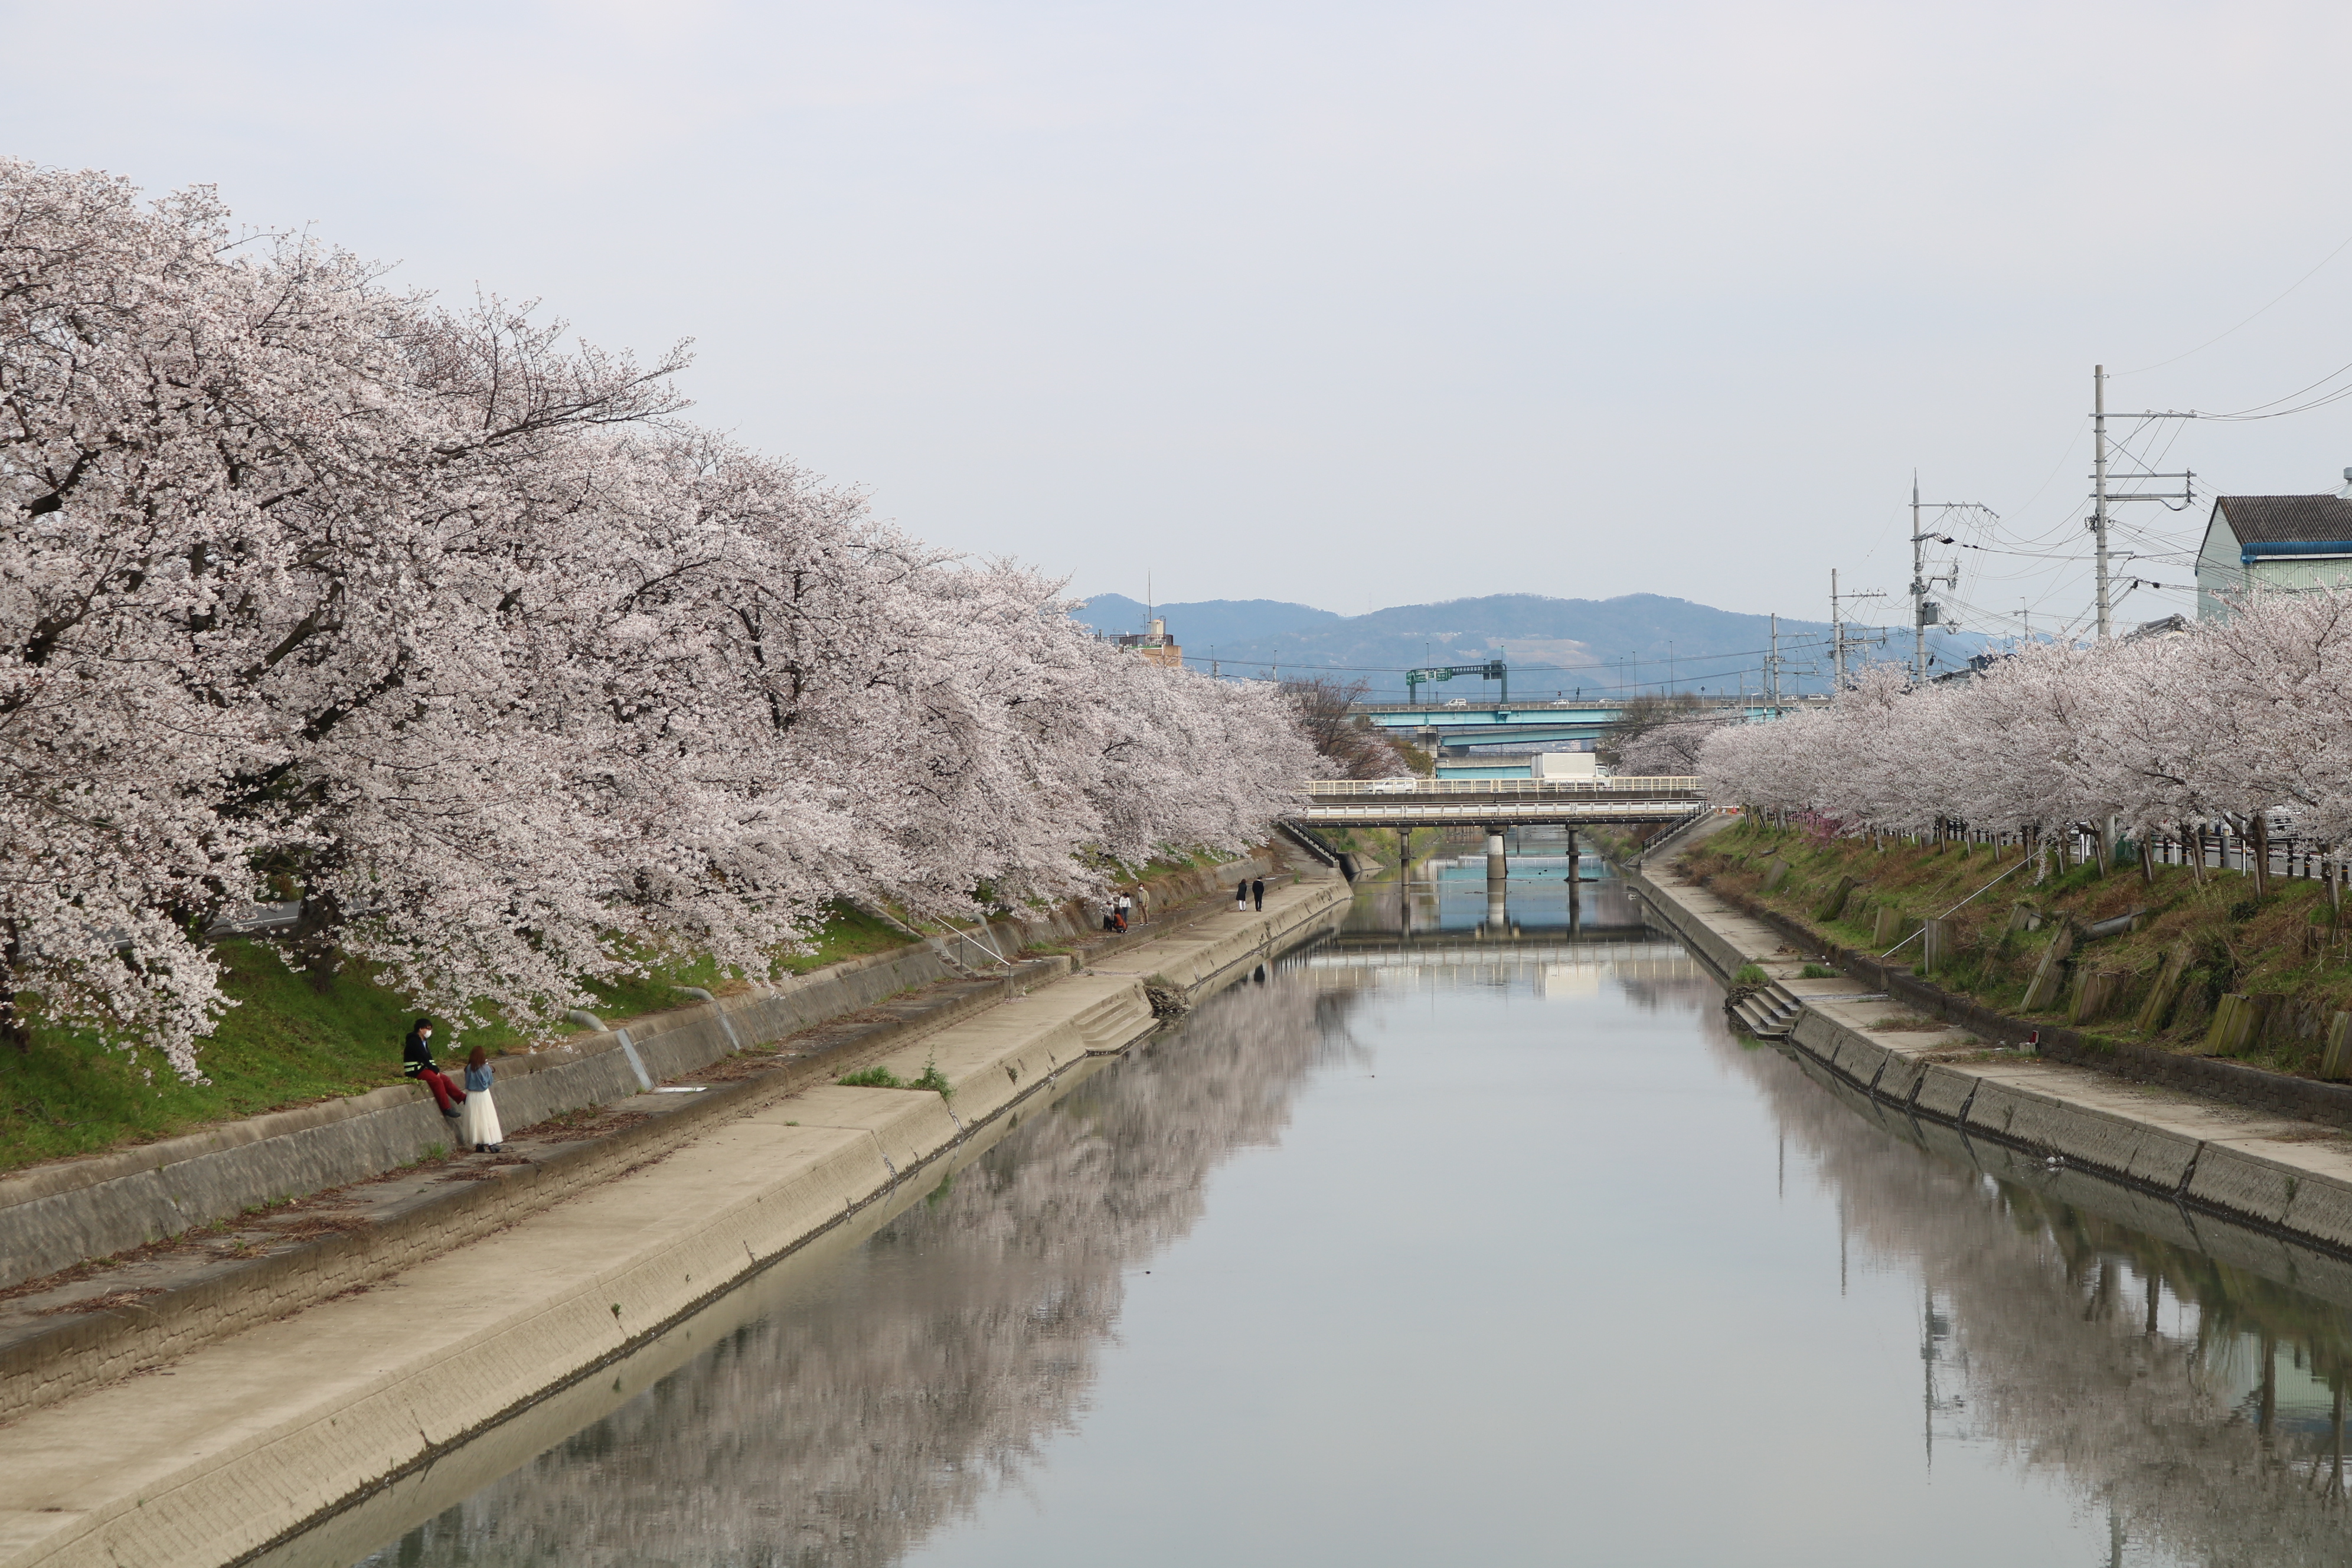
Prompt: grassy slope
<box><xmin>0</xmin><ymin>854</ymin><xmax>1250</xmax><ymax>1179</ymax></box>
<box><xmin>1684</xmin><ymin>819</ymin><xmax>2352</xmax><ymax>1079</ymax></box>
<box><xmin>0</xmin><ymin>903</ymin><xmax>918</xmax><ymax>1178</ymax></box>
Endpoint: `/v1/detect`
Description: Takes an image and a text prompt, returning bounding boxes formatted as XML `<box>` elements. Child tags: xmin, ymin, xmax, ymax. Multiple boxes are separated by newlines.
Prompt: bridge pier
<box><xmin>1566</xmin><ymin>825</ymin><xmax>1580</xmax><ymax>932</ymax></box>
<box><xmin>1485</xmin><ymin>824</ymin><xmax>1508</xmax><ymax>931</ymax></box>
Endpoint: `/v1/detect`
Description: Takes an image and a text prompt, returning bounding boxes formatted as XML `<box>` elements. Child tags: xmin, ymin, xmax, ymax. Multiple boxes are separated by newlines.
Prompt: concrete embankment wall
<box><xmin>0</xmin><ymin>857</ymin><xmax>1269</xmax><ymax>1292</ymax></box>
<box><xmin>1624</xmin><ymin>839</ymin><xmax>2352</xmax><ymax>1264</ymax></box>
<box><xmin>0</xmin><ymin>877</ymin><xmax>1349</xmax><ymax>1568</ymax></box>
<box><xmin>0</xmin><ymin>971</ymin><xmax>1040</xmax><ymax>1426</ymax></box>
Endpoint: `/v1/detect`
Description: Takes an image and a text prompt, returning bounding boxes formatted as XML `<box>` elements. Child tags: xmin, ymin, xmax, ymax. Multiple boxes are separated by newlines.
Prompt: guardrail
<box><xmin>1305</xmin><ymin>776</ymin><xmax>1702</xmax><ymax>798</ymax></box>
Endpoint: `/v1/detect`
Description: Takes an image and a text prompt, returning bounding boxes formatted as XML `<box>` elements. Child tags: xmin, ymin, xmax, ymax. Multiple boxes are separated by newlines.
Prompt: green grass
<box><xmin>1801</xmin><ymin>963</ymin><xmax>1837</xmax><ymax>979</ymax></box>
<box><xmin>1684</xmin><ymin>818</ymin><xmax>2352</xmax><ymax>1077</ymax></box>
<box><xmin>909</xmin><ymin>1058</ymin><xmax>954</xmax><ymax>1100</ymax></box>
<box><xmin>1734</xmin><ymin>963</ymin><xmax>1769</xmax><ymax>986</ymax></box>
<box><xmin>841</xmin><ymin>1057</ymin><xmax>955</xmax><ymax>1101</ymax></box>
<box><xmin>0</xmin><ymin>899</ymin><xmax>925</xmax><ymax>1180</ymax></box>
<box><xmin>0</xmin><ymin>939</ymin><xmax>511</xmax><ymax>1178</ymax></box>
<box><xmin>771</xmin><ymin>903</ymin><xmax>920</xmax><ymax>976</ymax></box>
<box><xmin>2</xmin><ymin>858</ymin><xmax>1249</xmax><ymax>1181</ymax></box>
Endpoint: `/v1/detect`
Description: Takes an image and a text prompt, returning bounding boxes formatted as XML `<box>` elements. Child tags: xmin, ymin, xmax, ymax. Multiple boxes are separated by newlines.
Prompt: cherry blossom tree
<box><xmin>1700</xmin><ymin>592</ymin><xmax>2352</xmax><ymax>903</ymax></box>
<box><xmin>1</xmin><ymin>158</ymin><xmax>1319</xmax><ymax>1079</ymax></box>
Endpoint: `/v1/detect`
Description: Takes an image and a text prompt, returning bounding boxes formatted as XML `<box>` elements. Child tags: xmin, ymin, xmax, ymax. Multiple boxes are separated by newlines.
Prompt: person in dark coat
<box><xmin>1251</xmin><ymin>877</ymin><xmax>1266</xmax><ymax>911</ymax></box>
<box><xmin>402</xmin><ymin>1017</ymin><xmax>468</xmax><ymax>1118</ymax></box>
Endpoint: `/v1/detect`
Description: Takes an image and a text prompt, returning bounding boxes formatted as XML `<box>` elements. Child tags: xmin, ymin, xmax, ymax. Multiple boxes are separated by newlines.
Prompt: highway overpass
<box><xmin>1353</xmin><ymin>700</ymin><xmax>1796</xmax><ymax>753</ymax></box>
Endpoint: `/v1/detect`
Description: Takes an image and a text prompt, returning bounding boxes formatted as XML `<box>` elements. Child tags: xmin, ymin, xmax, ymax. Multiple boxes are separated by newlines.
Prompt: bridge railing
<box><xmin>1305</xmin><ymin>776</ymin><xmax>1702</xmax><ymax>798</ymax></box>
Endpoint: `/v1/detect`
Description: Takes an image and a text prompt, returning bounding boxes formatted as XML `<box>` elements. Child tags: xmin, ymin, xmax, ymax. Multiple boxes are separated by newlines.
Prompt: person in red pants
<box><xmin>402</xmin><ymin>1017</ymin><xmax>468</xmax><ymax>1119</ymax></box>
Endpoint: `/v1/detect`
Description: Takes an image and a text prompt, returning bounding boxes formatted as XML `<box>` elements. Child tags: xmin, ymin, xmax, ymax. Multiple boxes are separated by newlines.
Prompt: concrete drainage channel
<box><xmin>0</xmin><ymin>876</ymin><xmax>1353</xmax><ymax>1568</ymax></box>
<box><xmin>1621</xmin><ymin>828</ymin><xmax>2352</xmax><ymax>1291</ymax></box>
<box><xmin>0</xmin><ymin>961</ymin><xmax>1051</xmax><ymax>1427</ymax></box>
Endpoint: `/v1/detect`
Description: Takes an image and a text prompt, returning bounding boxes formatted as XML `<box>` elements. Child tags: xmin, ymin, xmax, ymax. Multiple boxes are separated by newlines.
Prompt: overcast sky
<box><xmin>8</xmin><ymin>1</ymin><xmax>2352</xmax><ymax>632</ymax></box>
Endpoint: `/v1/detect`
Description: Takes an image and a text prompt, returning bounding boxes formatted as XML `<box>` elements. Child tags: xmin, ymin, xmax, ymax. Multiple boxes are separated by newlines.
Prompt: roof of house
<box><xmin>2211</xmin><ymin>495</ymin><xmax>2352</xmax><ymax>547</ymax></box>
<box><xmin>2123</xmin><ymin>613</ymin><xmax>2188</xmax><ymax>642</ymax></box>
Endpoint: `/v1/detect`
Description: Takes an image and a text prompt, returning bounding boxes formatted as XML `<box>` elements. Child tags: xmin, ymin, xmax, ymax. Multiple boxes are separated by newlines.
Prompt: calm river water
<box><xmin>296</xmin><ymin>851</ymin><xmax>2352</xmax><ymax>1567</ymax></box>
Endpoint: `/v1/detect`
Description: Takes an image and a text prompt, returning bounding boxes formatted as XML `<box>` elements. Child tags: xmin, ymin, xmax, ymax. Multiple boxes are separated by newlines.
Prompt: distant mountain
<box><xmin>1072</xmin><ymin>590</ymin><xmax>1984</xmax><ymax>700</ymax></box>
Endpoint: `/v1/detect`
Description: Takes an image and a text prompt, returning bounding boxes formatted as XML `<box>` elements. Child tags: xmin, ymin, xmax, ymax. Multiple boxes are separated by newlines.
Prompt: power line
<box><xmin>2118</xmin><ymin>221</ymin><xmax>2352</xmax><ymax>376</ymax></box>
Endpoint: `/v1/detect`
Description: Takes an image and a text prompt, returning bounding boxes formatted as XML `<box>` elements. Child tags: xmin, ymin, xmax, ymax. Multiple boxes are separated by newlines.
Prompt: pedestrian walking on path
<box><xmin>1252</xmin><ymin>877</ymin><xmax>1266</xmax><ymax>911</ymax></box>
<box><xmin>1118</xmin><ymin>891</ymin><xmax>1134</xmax><ymax>929</ymax></box>
<box><xmin>459</xmin><ymin>1046</ymin><xmax>504</xmax><ymax>1152</ymax></box>
<box><xmin>1234</xmin><ymin>878</ymin><xmax>1250</xmax><ymax>911</ymax></box>
<box><xmin>402</xmin><ymin>1018</ymin><xmax>467</xmax><ymax>1118</ymax></box>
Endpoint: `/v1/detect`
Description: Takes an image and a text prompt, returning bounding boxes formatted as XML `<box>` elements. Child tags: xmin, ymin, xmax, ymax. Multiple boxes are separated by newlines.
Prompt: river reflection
<box><xmin>1739</xmin><ymin>1035</ymin><xmax>2352</xmax><ymax>1565</ymax></box>
<box><xmin>350</xmin><ymin>974</ymin><xmax>1361</xmax><ymax>1568</ymax></box>
<box><xmin>311</xmin><ymin>871</ymin><xmax>2352</xmax><ymax>1566</ymax></box>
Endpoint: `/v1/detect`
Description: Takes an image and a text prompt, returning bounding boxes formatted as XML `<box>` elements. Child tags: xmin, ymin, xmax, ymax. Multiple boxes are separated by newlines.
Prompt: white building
<box><xmin>2196</xmin><ymin>483</ymin><xmax>2352</xmax><ymax>619</ymax></box>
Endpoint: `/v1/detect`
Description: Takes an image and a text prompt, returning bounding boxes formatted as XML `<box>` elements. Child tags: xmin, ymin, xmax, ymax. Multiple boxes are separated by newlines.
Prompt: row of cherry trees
<box><xmin>1698</xmin><ymin>588</ymin><xmax>2352</xmax><ymax>894</ymax></box>
<box><xmin>1</xmin><ymin>160</ymin><xmax>1320</xmax><ymax>1079</ymax></box>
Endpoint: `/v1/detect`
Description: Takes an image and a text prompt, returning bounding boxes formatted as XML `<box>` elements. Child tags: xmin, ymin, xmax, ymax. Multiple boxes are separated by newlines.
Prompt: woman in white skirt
<box><xmin>458</xmin><ymin>1046</ymin><xmax>504</xmax><ymax>1153</ymax></box>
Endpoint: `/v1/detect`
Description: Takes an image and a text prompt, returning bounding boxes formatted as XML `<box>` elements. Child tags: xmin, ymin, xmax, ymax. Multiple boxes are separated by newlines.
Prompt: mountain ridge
<box><xmin>1073</xmin><ymin>591</ymin><xmax>1984</xmax><ymax>699</ymax></box>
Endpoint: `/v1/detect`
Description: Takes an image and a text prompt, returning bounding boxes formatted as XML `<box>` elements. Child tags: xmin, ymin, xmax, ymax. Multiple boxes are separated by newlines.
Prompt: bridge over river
<box><xmin>1291</xmin><ymin>775</ymin><xmax>1708</xmax><ymax>831</ymax></box>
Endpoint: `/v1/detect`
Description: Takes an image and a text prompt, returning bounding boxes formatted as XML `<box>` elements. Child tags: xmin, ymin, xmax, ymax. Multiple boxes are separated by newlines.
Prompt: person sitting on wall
<box><xmin>402</xmin><ymin>1017</ymin><xmax>468</xmax><ymax>1119</ymax></box>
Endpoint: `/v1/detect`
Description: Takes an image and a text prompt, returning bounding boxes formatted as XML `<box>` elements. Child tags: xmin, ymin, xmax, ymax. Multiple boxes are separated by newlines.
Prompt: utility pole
<box><xmin>2085</xmin><ymin>364</ymin><xmax>2194</xmax><ymax>640</ymax></box>
<box><xmin>1912</xmin><ymin>476</ymin><xmax>1927</xmax><ymax>678</ymax></box>
<box><xmin>1767</xmin><ymin>614</ymin><xmax>1780</xmax><ymax>712</ymax></box>
<box><xmin>2093</xmin><ymin>365</ymin><xmax>2110</xmax><ymax>640</ymax></box>
<box><xmin>1909</xmin><ymin>476</ymin><xmax>1988</xmax><ymax>681</ymax></box>
<box><xmin>1830</xmin><ymin>569</ymin><xmax>1886</xmax><ymax>687</ymax></box>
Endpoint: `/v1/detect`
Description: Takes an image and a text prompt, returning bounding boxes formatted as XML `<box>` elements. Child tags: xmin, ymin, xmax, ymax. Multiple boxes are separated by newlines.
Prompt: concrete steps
<box><xmin>1730</xmin><ymin>981</ymin><xmax>1803</xmax><ymax>1039</ymax></box>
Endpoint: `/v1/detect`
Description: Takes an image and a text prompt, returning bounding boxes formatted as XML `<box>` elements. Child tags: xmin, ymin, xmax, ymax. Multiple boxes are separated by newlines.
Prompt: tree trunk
<box><xmin>1</xmin><ymin>923</ymin><xmax>30</xmax><ymax>1054</ymax></box>
<box><xmin>2252</xmin><ymin>814</ymin><xmax>2272</xmax><ymax>901</ymax></box>
<box><xmin>290</xmin><ymin>890</ymin><xmax>345</xmax><ymax>992</ymax></box>
<box><xmin>2141</xmin><ymin>835</ymin><xmax>2157</xmax><ymax>887</ymax></box>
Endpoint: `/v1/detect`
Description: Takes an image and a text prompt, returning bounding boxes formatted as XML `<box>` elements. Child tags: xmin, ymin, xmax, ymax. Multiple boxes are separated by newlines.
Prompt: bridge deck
<box><xmin>1292</xmin><ymin>801</ymin><xmax>1705</xmax><ymax>827</ymax></box>
<box><xmin>1295</xmin><ymin>777</ymin><xmax>1710</xmax><ymax>828</ymax></box>
<box><xmin>1306</xmin><ymin>776</ymin><xmax>1699</xmax><ymax>796</ymax></box>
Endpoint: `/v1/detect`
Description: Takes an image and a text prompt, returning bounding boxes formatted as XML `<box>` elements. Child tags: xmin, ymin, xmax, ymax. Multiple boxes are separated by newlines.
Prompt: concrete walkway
<box><xmin>1628</xmin><ymin>822</ymin><xmax>2352</xmax><ymax>1265</ymax></box>
<box><xmin>0</xmin><ymin>877</ymin><xmax>1350</xmax><ymax>1568</ymax></box>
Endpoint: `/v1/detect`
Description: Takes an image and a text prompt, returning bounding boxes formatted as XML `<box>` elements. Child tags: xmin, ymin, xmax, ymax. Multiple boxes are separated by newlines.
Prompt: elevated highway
<box><xmin>1354</xmin><ymin>700</ymin><xmax>1781</xmax><ymax>752</ymax></box>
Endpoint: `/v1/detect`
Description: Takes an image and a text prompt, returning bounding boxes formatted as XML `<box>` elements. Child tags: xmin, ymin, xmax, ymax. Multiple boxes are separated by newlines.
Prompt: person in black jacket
<box><xmin>1251</xmin><ymin>877</ymin><xmax>1265</xmax><ymax>911</ymax></box>
<box><xmin>403</xmin><ymin>1017</ymin><xmax>467</xmax><ymax>1118</ymax></box>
